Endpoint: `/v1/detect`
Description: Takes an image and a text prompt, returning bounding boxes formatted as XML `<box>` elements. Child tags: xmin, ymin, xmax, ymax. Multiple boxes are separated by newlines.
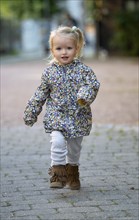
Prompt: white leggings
<box><xmin>50</xmin><ymin>131</ymin><xmax>83</xmax><ymax>166</ymax></box>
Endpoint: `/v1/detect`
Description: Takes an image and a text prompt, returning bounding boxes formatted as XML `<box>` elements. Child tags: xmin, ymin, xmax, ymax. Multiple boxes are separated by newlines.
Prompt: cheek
<box><xmin>52</xmin><ymin>50</ymin><xmax>58</xmax><ymax>57</ymax></box>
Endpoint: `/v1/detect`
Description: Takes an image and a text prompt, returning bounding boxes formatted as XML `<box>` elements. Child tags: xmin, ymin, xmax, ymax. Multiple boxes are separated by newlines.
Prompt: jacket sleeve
<box><xmin>23</xmin><ymin>70</ymin><xmax>50</xmax><ymax>126</ymax></box>
<box><xmin>77</xmin><ymin>68</ymin><xmax>100</xmax><ymax>105</ymax></box>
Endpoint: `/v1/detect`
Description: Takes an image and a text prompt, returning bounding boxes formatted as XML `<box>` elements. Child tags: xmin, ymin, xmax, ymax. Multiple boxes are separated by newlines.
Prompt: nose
<box><xmin>62</xmin><ymin>49</ymin><xmax>66</xmax><ymax>54</ymax></box>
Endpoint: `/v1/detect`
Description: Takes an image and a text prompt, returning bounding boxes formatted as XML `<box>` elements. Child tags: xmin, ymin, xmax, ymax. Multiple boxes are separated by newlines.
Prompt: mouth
<box><xmin>61</xmin><ymin>56</ymin><xmax>69</xmax><ymax>60</ymax></box>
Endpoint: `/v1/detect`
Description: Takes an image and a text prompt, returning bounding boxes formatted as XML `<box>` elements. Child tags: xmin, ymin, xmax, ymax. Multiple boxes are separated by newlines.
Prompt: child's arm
<box><xmin>77</xmin><ymin>69</ymin><xmax>100</xmax><ymax>106</ymax></box>
<box><xmin>23</xmin><ymin>71</ymin><xmax>49</xmax><ymax>126</ymax></box>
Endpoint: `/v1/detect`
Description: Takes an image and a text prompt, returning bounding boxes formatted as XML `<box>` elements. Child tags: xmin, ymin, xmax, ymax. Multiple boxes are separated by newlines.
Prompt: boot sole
<box><xmin>66</xmin><ymin>184</ymin><xmax>80</xmax><ymax>190</ymax></box>
<box><xmin>50</xmin><ymin>182</ymin><xmax>64</xmax><ymax>188</ymax></box>
<box><xmin>70</xmin><ymin>187</ymin><xmax>80</xmax><ymax>190</ymax></box>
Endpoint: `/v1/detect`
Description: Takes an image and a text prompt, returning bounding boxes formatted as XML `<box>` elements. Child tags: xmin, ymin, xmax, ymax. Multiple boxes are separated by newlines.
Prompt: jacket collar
<box><xmin>53</xmin><ymin>59</ymin><xmax>80</xmax><ymax>68</ymax></box>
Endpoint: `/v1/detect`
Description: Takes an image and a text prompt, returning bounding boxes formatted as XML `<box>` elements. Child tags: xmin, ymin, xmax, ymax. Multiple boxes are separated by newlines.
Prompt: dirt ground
<box><xmin>1</xmin><ymin>57</ymin><xmax>138</xmax><ymax>127</ymax></box>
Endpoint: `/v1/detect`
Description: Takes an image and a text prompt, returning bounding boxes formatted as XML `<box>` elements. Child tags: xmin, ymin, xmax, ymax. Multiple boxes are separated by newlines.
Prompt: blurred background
<box><xmin>0</xmin><ymin>0</ymin><xmax>139</xmax><ymax>59</ymax></box>
<box><xmin>1</xmin><ymin>0</ymin><xmax>139</xmax><ymax>127</ymax></box>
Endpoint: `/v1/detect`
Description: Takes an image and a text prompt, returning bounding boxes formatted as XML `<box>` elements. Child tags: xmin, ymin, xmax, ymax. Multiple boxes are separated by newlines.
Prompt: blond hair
<box><xmin>49</xmin><ymin>26</ymin><xmax>85</xmax><ymax>62</ymax></box>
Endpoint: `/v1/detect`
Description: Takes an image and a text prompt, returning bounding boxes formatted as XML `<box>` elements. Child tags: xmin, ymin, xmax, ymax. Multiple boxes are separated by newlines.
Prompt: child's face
<box><xmin>51</xmin><ymin>34</ymin><xmax>77</xmax><ymax>65</ymax></box>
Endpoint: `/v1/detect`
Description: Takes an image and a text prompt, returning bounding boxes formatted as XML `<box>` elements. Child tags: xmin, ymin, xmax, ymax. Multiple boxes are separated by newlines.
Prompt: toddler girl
<box><xmin>24</xmin><ymin>26</ymin><xmax>100</xmax><ymax>190</ymax></box>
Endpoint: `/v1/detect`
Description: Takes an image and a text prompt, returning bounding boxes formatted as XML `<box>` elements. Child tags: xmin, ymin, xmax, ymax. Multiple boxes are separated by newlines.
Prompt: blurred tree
<box><xmin>85</xmin><ymin>0</ymin><xmax>104</xmax><ymax>21</ymax></box>
<box><xmin>0</xmin><ymin>0</ymin><xmax>61</xmax><ymax>19</ymax></box>
<box><xmin>84</xmin><ymin>0</ymin><xmax>139</xmax><ymax>56</ymax></box>
<box><xmin>84</xmin><ymin>0</ymin><xmax>106</xmax><ymax>55</ymax></box>
<box><xmin>111</xmin><ymin>9</ymin><xmax>139</xmax><ymax>56</ymax></box>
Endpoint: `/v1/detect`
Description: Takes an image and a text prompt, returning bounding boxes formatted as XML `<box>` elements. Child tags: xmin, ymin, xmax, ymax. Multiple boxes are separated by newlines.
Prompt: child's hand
<box><xmin>23</xmin><ymin>117</ymin><xmax>37</xmax><ymax>127</ymax></box>
<box><xmin>77</xmin><ymin>99</ymin><xmax>87</xmax><ymax>106</ymax></box>
<box><xmin>24</xmin><ymin>119</ymin><xmax>34</xmax><ymax>127</ymax></box>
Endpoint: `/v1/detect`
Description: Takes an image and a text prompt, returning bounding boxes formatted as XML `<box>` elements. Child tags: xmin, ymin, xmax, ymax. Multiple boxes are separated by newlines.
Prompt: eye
<box><xmin>56</xmin><ymin>47</ymin><xmax>61</xmax><ymax>50</ymax></box>
<box><xmin>67</xmin><ymin>47</ymin><xmax>72</xmax><ymax>50</ymax></box>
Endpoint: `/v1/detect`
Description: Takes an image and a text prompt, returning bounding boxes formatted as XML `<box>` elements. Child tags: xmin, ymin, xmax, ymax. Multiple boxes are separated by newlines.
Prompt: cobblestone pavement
<box><xmin>1</xmin><ymin>57</ymin><xmax>139</xmax><ymax>220</ymax></box>
<box><xmin>1</xmin><ymin>124</ymin><xmax>138</xmax><ymax>220</ymax></box>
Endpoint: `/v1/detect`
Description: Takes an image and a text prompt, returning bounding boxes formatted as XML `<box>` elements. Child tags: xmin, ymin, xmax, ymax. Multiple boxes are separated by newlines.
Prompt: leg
<box><xmin>49</xmin><ymin>131</ymin><xmax>67</xmax><ymax>188</ymax></box>
<box><xmin>66</xmin><ymin>137</ymin><xmax>83</xmax><ymax>190</ymax></box>
<box><xmin>66</xmin><ymin>137</ymin><xmax>83</xmax><ymax>165</ymax></box>
<box><xmin>50</xmin><ymin>131</ymin><xmax>67</xmax><ymax>166</ymax></box>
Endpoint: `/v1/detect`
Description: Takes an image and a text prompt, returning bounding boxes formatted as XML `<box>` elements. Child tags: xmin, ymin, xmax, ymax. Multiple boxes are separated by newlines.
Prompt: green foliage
<box><xmin>0</xmin><ymin>0</ymin><xmax>61</xmax><ymax>20</ymax></box>
<box><xmin>85</xmin><ymin>0</ymin><xmax>104</xmax><ymax>21</ymax></box>
<box><xmin>111</xmin><ymin>10</ymin><xmax>139</xmax><ymax>56</ymax></box>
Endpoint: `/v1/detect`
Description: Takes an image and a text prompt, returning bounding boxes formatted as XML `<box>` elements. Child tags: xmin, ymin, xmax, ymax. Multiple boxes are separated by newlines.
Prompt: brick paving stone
<box><xmin>1</xmin><ymin>124</ymin><xmax>138</xmax><ymax>220</ymax></box>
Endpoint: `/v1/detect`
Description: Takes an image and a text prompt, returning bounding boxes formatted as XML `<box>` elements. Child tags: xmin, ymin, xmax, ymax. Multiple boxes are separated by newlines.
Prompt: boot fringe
<box><xmin>48</xmin><ymin>165</ymin><xmax>67</xmax><ymax>188</ymax></box>
<box><xmin>66</xmin><ymin>164</ymin><xmax>80</xmax><ymax>190</ymax></box>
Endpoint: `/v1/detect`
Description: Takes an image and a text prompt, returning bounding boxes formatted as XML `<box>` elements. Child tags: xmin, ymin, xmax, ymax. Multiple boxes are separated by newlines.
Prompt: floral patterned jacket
<box><xmin>23</xmin><ymin>59</ymin><xmax>100</xmax><ymax>138</ymax></box>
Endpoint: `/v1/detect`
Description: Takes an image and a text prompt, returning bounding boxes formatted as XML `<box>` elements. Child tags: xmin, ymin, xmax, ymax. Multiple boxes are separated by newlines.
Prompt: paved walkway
<box><xmin>1</xmin><ymin>124</ymin><xmax>138</xmax><ymax>220</ymax></box>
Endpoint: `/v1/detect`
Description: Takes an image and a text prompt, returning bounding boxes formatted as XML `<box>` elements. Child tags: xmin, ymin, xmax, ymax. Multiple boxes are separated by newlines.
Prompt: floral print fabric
<box><xmin>24</xmin><ymin>59</ymin><xmax>100</xmax><ymax>138</ymax></box>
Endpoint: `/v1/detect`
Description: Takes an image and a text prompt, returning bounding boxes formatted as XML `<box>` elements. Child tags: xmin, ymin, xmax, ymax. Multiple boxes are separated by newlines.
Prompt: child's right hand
<box><xmin>24</xmin><ymin>119</ymin><xmax>34</xmax><ymax>127</ymax></box>
<box><xmin>23</xmin><ymin>117</ymin><xmax>37</xmax><ymax>127</ymax></box>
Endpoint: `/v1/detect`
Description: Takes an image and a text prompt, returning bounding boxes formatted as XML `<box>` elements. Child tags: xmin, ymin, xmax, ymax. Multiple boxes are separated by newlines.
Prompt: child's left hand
<box><xmin>77</xmin><ymin>99</ymin><xmax>87</xmax><ymax>106</ymax></box>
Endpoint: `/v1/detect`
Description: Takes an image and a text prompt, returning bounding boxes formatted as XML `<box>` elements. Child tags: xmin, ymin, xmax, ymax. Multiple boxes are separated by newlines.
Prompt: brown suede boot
<box><xmin>48</xmin><ymin>165</ymin><xmax>67</xmax><ymax>188</ymax></box>
<box><xmin>66</xmin><ymin>164</ymin><xmax>80</xmax><ymax>190</ymax></box>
